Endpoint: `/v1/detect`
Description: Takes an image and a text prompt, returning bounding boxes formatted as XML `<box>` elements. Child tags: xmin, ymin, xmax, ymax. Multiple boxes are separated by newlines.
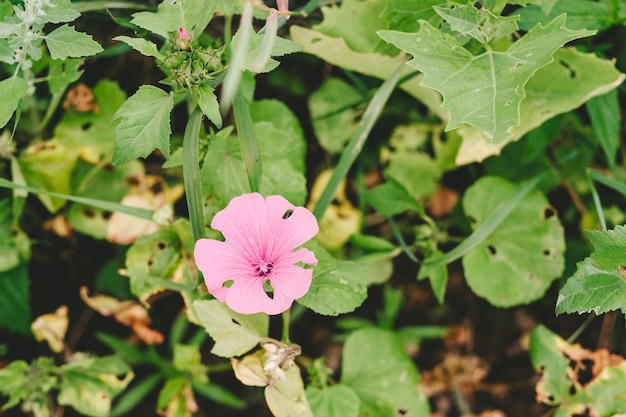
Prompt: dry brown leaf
<box><xmin>63</xmin><ymin>83</ymin><xmax>99</xmax><ymax>112</ymax></box>
<box><xmin>106</xmin><ymin>195</ymin><xmax>160</xmax><ymax>245</ymax></box>
<box><xmin>421</xmin><ymin>353</ymin><xmax>489</xmax><ymax>398</ymax></box>
<box><xmin>80</xmin><ymin>287</ymin><xmax>164</xmax><ymax>344</ymax></box>
<box><xmin>31</xmin><ymin>305</ymin><xmax>69</xmax><ymax>353</ymax></box>
<box><xmin>559</xmin><ymin>343</ymin><xmax>624</xmax><ymax>384</ymax></box>
<box><xmin>427</xmin><ymin>186</ymin><xmax>460</xmax><ymax>218</ymax></box>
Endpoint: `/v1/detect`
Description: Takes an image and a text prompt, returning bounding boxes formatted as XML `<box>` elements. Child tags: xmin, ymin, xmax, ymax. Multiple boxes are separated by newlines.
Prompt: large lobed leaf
<box><xmin>112</xmin><ymin>86</ymin><xmax>173</xmax><ymax>165</ymax></box>
<box><xmin>378</xmin><ymin>13</ymin><xmax>594</xmax><ymax>145</ymax></box>
<box><xmin>130</xmin><ymin>0</ymin><xmax>218</xmax><ymax>38</ymax></box>
<box><xmin>556</xmin><ymin>224</ymin><xmax>626</xmax><ymax>317</ymax></box>
<box><xmin>44</xmin><ymin>24</ymin><xmax>103</xmax><ymax>60</ymax></box>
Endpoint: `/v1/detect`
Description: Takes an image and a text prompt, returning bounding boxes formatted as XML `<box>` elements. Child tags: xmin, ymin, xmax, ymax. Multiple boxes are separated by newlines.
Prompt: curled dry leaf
<box><xmin>63</xmin><ymin>83</ymin><xmax>100</xmax><ymax>113</ymax></box>
<box><xmin>421</xmin><ymin>353</ymin><xmax>490</xmax><ymax>398</ymax></box>
<box><xmin>31</xmin><ymin>305</ymin><xmax>69</xmax><ymax>353</ymax></box>
<box><xmin>231</xmin><ymin>352</ymin><xmax>270</xmax><ymax>387</ymax></box>
<box><xmin>80</xmin><ymin>286</ymin><xmax>164</xmax><ymax>344</ymax></box>
<box><xmin>559</xmin><ymin>343</ymin><xmax>624</xmax><ymax>385</ymax></box>
<box><xmin>427</xmin><ymin>186</ymin><xmax>460</xmax><ymax>218</ymax></box>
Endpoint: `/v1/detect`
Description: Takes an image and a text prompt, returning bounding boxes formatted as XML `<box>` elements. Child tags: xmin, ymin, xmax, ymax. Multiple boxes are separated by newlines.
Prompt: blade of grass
<box><xmin>183</xmin><ymin>106</ymin><xmax>206</xmax><ymax>242</ymax></box>
<box><xmin>312</xmin><ymin>62</ymin><xmax>405</xmax><ymax>221</ymax></box>
<box><xmin>0</xmin><ymin>177</ymin><xmax>154</xmax><ymax>220</ymax></box>
<box><xmin>233</xmin><ymin>90</ymin><xmax>262</xmax><ymax>193</ymax></box>
<box><xmin>423</xmin><ymin>172</ymin><xmax>545</xmax><ymax>268</ymax></box>
<box><xmin>111</xmin><ymin>373</ymin><xmax>162</xmax><ymax>417</ymax></box>
<box><xmin>586</xmin><ymin>168</ymin><xmax>626</xmax><ymax>231</ymax></box>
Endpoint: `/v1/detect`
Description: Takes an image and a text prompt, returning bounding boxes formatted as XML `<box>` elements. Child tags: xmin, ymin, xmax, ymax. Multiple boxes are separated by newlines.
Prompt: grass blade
<box><xmin>233</xmin><ymin>90</ymin><xmax>262</xmax><ymax>193</ymax></box>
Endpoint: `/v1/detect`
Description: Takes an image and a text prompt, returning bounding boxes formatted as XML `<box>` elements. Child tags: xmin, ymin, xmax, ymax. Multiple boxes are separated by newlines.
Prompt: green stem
<box><xmin>233</xmin><ymin>91</ymin><xmax>262</xmax><ymax>192</ymax></box>
<box><xmin>282</xmin><ymin>309</ymin><xmax>291</xmax><ymax>343</ymax></box>
<box><xmin>183</xmin><ymin>106</ymin><xmax>206</xmax><ymax>243</ymax></box>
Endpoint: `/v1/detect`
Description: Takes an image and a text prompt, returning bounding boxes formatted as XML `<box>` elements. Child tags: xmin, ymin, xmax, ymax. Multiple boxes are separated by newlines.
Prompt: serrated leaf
<box><xmin>381</xmin><ymin>0</ymin><xmax>450</xmax><ymax>33</ymax></box>
<box><xmin>462</xmin><ymin>176</ymin><xmax>565</xmax><ymax>307</ymax></box>
<box><xmin>192</xmin><ymin>300</ymin><xmax>268</xmax><ymax>357</ymax></box>
<box><xmin>112</xmin><ymin>85</ymin><xmax>173</xmax><ymax>165</ymax></box>
<box><xmin>233</xmin><ymin>30</ymin><xmax>302</xmax><ymax>73</ymax></box>
<box><xmin>195</xmin><ymin>84</ymin><xmax>222</xmax><ymax>128</ymax></box>
<box><xmin>58</xmin><ymin>356</ymin><xmax>133</xmax><ymax>417</ymax></box>
<box><xmin>113</xmin><ymin>36</ymin><xmax>165</xmax><ymax>60</ymax></box>
<box><xmin>340</xmin><ymin>328</ymin><xmax>430</xmax><ymax>417</ymax></box>
<box><xmin>41</xmin><ymin>0</ymin><xmax>80</xmax><ymax>24</ymax></box>
<box><xmin>130</xmin><ymin>0</ymin><xmax>217</xmax><ymax>39</ymax></box>
<box><xmin>44</xmin><ymin>25</ymin><xmax>103</xmax><ymax>59</ymax></box>
<box><xmin>434</xmin><ymin>2</ymin><xmax>519</xmax><ymax>43</ymax></box>
<box><xmin>0</xmin><ymin>76</ymin><xmax>28</xmax><ymax>129</ymax></box>
<box><xmin>378</xmin><ymin>14</ymin><xmax>594</xmax><ymax>144</ymax></box>
<box><xmin>556</xmin><ymin>225</ymin><xmax>626</xmax><ymax>316</ymax></box>
<box><xmin>47</xmin><ymin>58</ymin><xmax>83</xmax><ymax>95</ymax></box>
<box><xmin>306</xmin><ymin>384</ymin><xmax>361</xmax><ymax>417</ymax></box>
<box><xmin>297</xmin><ymin>240</ymin><xmax>367</xmax><ymax>316</ymax></box>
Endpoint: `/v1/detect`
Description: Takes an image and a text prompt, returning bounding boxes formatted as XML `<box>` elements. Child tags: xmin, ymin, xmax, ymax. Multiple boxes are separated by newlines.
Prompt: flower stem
<box><xmin>282</xmin><ymin>309</ymin><xmax>291</xmax><ymax>343</ymax></box>
<box><xmin>183</xmin><ymin>106</ymin><xmax>206</xmax><ymax>243</ymax></box>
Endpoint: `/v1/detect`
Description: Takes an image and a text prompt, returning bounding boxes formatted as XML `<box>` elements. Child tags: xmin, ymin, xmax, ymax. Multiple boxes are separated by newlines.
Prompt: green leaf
<box><xmin>235</xmin><ymin>31</ymin><xmax>303</xmax><ymax>73</ymax></box>
<box><xmin>192</xmin><ymin>299</ymin><xmax>269</xmax><ymax>357</ymax></box>
<box><xmin>556</xmin><ymin>225</ymin><xmax>626</xmax><ymax>316</ymax></box>
<box><xmin>130</xmin><ymin>0</ymin><xmax>217</xmax><ymax>39</ymax></box>
<box><xmin>0</xmin><ymin>199</ymin><xmax>30</xmax><ymax>272</ymax></box>
<box><xmin>297</xmin><ymin>240</ymin><xmax>368</xmax><ymax>316</ymax></box>
<box><xmin>418</xmin><ymin>250</ymin><xmax>448</xmax><ymax>305</ymax></box>
<box><xmin>586</xmin><ymin>89</ymin><xmax>620</xmax><ymax>169</ymax></box>
<box><xmin>433</xmin><ymin>2</ymin><xmax>519</xmax><ymax>43</ymax></box>
<box><xmin>112</xmin><ymin>36</ymin><xmax>165</xmax><ymax>61</ymax></box>
<box><xmin>308</xmin><ymin>77</ymin><xmax>361</xmax><ymax>154</ymax></box>
<box><xmin>462</xmin><ymin>176</ymin><xmax>565</xmax><ymax>307</ymax></box>
<box><xmin>340</xmin><ymin>328</ymin><xmax>430</xmax><ymax>417</ymax></box>
<box><xmin>529</xmin><ymin>325</ymin><xmax>571</xmax><ymax>405</ymax></box>
<box><xmin>112</xmin><ymin>85</ymin><xmax>173</xmax><ymax>165</ymax></box>
<box><xmin>378</xmin><ymin>13</ymin><xmax>595</xmax><ymax>144</ymax></box>
<box><xmin>381</xmin><ymin>0</ymin><xmax>449</xmax><ymax>33</ymax></box>
<box><xmin>47</xmin><ymin>58</ymin><xmax>84</xmax><ymax>95</ymax></box>
<box><xmin>0</xmin><ymin>76</ymin><xmax>28</xmax><ymax>129</ymax></box>
<box><xmin>383</xmin><ymin>151</ymin><xmax>441</xmax><ymax>200</ymax></box>
<box><xmin>365</xmin><ymin>180</ymin><xmax>424</xmax><ymax>218</ymax></box>
<box><xmin>306</xmin><ymin>384</ymin><xmax>361</xmax><ymax>417</ymax></box>
<box><xmin>41</xmin><ymin>0</ymin><xmax>80</xmax><ymax>24</ymax></box>
<box><xmin>172</xmin><ymin>344</ymin><xmax>208</xmax><ymax>382</ymax></box>
<box><xmin>58</xmin><ymin>356</ymin><xmax>133</xmax><ymax>417</ymax></box>
<box><xmin>0</xmin><ymin>263</ymin><xmax>30</xmax><ymax>335</ymax></box>
<box><xmin>45</xmin><ymin>24</ymin><xmax>103</xmax><ymax>59</ymax></box>
<box><xmin>233</xmin><ymin>91</ymin><xmax>262</xmax><ymax>193</ymax></box>
<box><xmin>0</xmin><ymin>358</ymin><xmax>58</xmax><ymax>413</ymax></box>
<box><xmin>195</xmin><ymin>84</ymin><xmax>222</xmax><ymax>128</ymax></box>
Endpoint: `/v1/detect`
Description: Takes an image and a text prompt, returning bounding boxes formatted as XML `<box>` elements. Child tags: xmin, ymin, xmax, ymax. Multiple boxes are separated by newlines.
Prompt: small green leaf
<box><xmin>47</xmin><ymin>58</ymin><xmax>84</xmax><ymax>95</ymax></box>
<box><xmin>130</xmin><ymin>0</ymin><xmax>217</xmax><ymax>39</ymax></box>
<box><xmin>340</xmin><ymin>328</ymin><xmax>430</xmax><ymax>417</ymax></box>
<box><xmin>195</xmin><ymin>84</ymin><xmax>222</xmax><ymax>128</ymax></box>
<box><xmin>462</xmin><ymin>176</ymin><xmax>565</xmax><ymax>307</ymax></box>
<box><xmin>306</xmin><ymin>384</ymin><xmax>361</xmax><ymax>417</ymax></box>
<box><xmin>383</xmin><ymin>151</ymin><xmax>441</xmax><ymax>200</ymax></box>
<box><xmin>0</xmin><ymin>76</ymin><xmax>28</xmax><ymax>129</ymax></box>
<box><xmin>0</xmin><ymin>358</ymin><xmax>58</xmax><ymax>412</ymax></box>
<box><xmin>58</xmin><ymin>356</ymin><xmax>133</xmax><ymax>417</ymax></box>
<box><xmin>236</xmin><ymin>31</ymin><xmax>303</xmax><ymax>73</ymax></box>
<box><xmin>418</xmin><ymin>250</ymin><xmax>448</xmax><ymax>304</ymax></box>
<box><xmin>365</xmin><ymin>180</ymin><xmax>424</xmax><ymax>218</ymax></box>
<box><xmin>41</xmin><ymin>0</ymin><xmax>80</xmax><ymax>24</ymax></box>
<box><xmin>378</xmin><ymin>13</ymin><xmax>595</xmax><ymax>144</ymax></box>
<box><xmin>297</xmin><ymin>240</ymin><xmax>368</xmax><ymax>316</ymax></box>
<box><xmin>113</xmin><ymin>36</ymin><xmax>165</xmax><ymax>61</ymax></box>
<box><xmin>45</xmin><ymin>24</ymin><xmax>103</xmax><ymax>59</ymax></box>
<box><xmin>112</xmin><ymin>85</ymin><xmax>173</xmax><ymax>165</ymax></box>
<box><xmin>192</xmin><ymin>299</ymin><xmax>269</xmax><ymax>357</ymax></box>
<box><xmin>556</xmin><ymin>225</ymin><xmax>626</xmax><ymax>317</ymax></box>
<box><xmin>0</xmin><ymin>199</ymin><xmax>30</xmax><ymax>272</ymax></box>
<box><xmin>586</xmin><ymin>89</ymin><xmax>620</xmax><ymax>169</ymax></box>
<box><xmin>529</xmin><ymin>325</ymin><xmax>571</xmax><ymax>405</ymax></box>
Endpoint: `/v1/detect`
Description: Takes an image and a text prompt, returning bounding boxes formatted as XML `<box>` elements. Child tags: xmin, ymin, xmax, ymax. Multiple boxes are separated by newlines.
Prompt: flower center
<box><xmin>254</xmin><ymin>259</ymin><xmax>274</xmax><ymax>277</ymax></box>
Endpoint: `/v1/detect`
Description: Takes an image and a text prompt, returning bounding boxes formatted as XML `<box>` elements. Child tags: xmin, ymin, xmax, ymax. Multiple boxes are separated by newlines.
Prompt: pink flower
<box><xmin>277</xmin><ymin>0</ymin><xmax>288</xmax><ymax>12</ymax></box>
<box><xmin>194</xmin><ymin>193</ymin><xmax>319</xmax><ymax>315</ymax></box>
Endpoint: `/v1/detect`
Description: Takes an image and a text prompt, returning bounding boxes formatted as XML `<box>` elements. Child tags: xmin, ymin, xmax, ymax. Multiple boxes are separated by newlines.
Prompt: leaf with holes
<box><xmin>192</xmin><ymin>300</ymin><xmax>268</xmax><ymax>358</ymax></box>
<box><xmin>340</xmin><ymin>328</ymin><xmax>430</xmax><ymax>417</ymax></box>
<box><xmin>378</xmin><ymin>12</ymin><xmax>594</xmax><ymax>144</ymax></box>
<box><xmin>556</xmin><ymin>225</ymin><xmax>626</xmax><ymax>317</ymax></box>
<box><xmin>461</xmin><ymin>176</ymin><xmax>565</xmax><ymax>307</ymax></box>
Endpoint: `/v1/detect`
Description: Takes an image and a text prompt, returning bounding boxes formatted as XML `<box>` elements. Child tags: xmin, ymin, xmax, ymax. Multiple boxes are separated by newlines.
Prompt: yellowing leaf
<box><xmin>31</xmin><ymin>305</ymin><xmax>69</xmax><ymax>353</ymax></box>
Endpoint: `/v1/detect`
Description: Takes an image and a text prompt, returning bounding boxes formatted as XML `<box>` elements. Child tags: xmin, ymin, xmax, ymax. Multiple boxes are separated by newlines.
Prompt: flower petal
<box><xmin>264</xmin><ymin>195</ymin><xmax>319</xmax><ymax>261</ymax></box>
<box><xmin>194</xmin><ymin>238</ymin><xmax>251</xmax><ymax>301</ymax></box>
<box><xmin>225</xmin><ymin>277</ymin><xmax>293</xmax><ymax>315</ymax></box>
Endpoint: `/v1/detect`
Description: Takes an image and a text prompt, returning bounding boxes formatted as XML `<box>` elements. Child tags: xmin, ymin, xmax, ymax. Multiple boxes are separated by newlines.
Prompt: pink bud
<box><xmin>176</xmin><ymin>28</ymin><xmax>191</xmax><ymax>50</ymax></box>
<box><xmin>277</xmin><ymin>0</ymin><xmax>288</xmax><ymax>12</ymax></box>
